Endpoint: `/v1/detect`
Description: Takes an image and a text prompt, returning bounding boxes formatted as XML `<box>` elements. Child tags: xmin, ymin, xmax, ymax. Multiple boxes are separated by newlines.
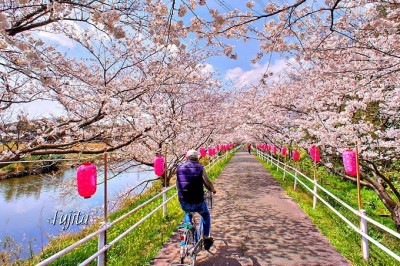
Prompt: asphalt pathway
<box><xmin>152</xmin><ymin>150</ymin><xmax>350</xmax><ymax>265</ymax></box>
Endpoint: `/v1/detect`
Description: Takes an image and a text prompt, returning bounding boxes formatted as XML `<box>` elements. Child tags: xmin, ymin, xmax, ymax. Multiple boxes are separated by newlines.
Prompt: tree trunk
<box><xmin>393</xmin><ymin>204</ymin><xmax>400</xmax><ymax>233</ymax></box>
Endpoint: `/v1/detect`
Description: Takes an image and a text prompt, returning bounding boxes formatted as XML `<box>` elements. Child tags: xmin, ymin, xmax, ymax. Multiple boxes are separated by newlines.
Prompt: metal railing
<box><xmin>38</xmin><ymin>146</ymin><xmax>239</xmax><ymax>265</ymax></box>
<box><xmin>256</xmin><ymin>149</ymin><xmax>400</xmax><ymax>262</ymax></box>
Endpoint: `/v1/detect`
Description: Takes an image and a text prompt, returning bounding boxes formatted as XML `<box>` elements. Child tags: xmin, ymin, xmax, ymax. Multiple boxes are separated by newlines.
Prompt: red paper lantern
<box><xmin>281</xmin><ymin>147</ymin><xmax>287</xmax><ymax>156</ymax></box>
<box><xmin>342</xmin><ymin>150</ymin><xmax>357</xmax><ymax>176</ymax></box>
<box><xmin>77</xmin><ymin>162</ymin><xmax>97</xmax><ymax>199</ymax></box>
<box><xmin>309</xmin><ymin>145</ymin><xmax>320</xmax><ymax>162</ymax></box>
<box><xmin>292</xmin><ymin>150</ymin><xmax>300</xmax><ymax>162</ymax></box>
<box><xmin>272</xmin><ymin>146</ymin><xmax>277</xmax><ymax>153</ymax></box>
<box><xmin>154</xmin><ymin>156</ymin><xmax>165</xmax><ymax>176</ymax></box>
<box><xmin>199</xmin><ymin>148</ymin><xmax>206</xmax><ymax>157</ymax></box>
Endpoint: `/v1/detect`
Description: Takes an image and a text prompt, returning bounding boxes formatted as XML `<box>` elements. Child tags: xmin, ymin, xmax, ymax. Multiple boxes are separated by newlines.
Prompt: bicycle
<box><xmin>177</xmin><ymin>190</ymin><xmax>213</xmax><ymax>266</ymax></box>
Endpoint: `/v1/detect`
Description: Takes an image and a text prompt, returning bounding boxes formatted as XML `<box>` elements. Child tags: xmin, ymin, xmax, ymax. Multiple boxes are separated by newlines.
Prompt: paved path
<box><xmin>152</xmin><ymin>150</ymin><xmax>350</xmax><ymax>266</ymax></box>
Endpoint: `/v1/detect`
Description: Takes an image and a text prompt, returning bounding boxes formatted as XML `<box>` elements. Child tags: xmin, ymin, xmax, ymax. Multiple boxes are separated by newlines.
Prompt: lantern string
<box><xmin>1</xmin><ymin>143</ymin><xmax>397</xmax><ymax>165</ymax></box>
<box><xmin>259</xmin><ymin>144</ymin><xmax>399</xmax><ymax>150</ymax></box>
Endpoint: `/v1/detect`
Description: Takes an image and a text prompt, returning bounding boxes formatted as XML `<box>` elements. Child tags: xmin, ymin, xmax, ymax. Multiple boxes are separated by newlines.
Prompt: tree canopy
<box><xmin>0</xmin><ymin>0</ymin><xmax>399</xmax><ymax>229</ymax></box>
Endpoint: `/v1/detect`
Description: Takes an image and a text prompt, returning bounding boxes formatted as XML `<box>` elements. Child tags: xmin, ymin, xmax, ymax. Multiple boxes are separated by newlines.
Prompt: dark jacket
<box><xmin>176</xmin><ymin>160</ymin><xmax>205</xmax><ymax>204</ymax></box>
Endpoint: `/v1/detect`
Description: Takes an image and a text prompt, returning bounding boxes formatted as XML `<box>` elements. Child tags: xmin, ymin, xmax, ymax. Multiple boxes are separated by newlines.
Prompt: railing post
<box><xmin>98</xmin><ymin>223</ymin><xmax>107</xmax><ymax>266</ymax></box>
<box><xmin>276</xmin><ymin>158</ymin><xmax>279</xmax><ymax>171</ymax></box>
<box><xmin>283</xmin><ymin>164</ymin><xmax>286</xmax><ymax>180</ymax></box>
<box><xmin>360</xmin><ymin>209</ymin><xmax>369</xmax><ymax>260</ymax></box>
<box><xmin>313</xmin><ymin>179</ymin><xmax>318</xmax><ymax>209</ymax></box>
<box><xmin>162</xmin><ymin>187</ymin><xmax>167</xmax><ymax>217</ymax></box>
<box><xmin>294</xmin><ymin>170</ymin><xmax>297</xmax><ymax>190</ymax></box>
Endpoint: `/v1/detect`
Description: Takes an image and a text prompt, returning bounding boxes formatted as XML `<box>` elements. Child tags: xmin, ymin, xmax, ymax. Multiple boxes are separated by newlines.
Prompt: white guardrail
<box><xmin>256</xmin><ymin>149</ymin><xmax>400</xmax><ymax>262</ymax></box>
<box><xmin>37</xmin><ymin>146</ymin><xmax>240</xmax><ymax>266</ymax></box>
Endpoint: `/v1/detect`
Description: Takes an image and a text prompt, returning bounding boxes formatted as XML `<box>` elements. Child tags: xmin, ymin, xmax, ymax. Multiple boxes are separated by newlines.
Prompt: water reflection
<box><xmin>0</xmin><ymin>166</ymin><xmax>154</xmax><ymax>259</ymax></box>
<box><xmin>2</xmin><ymin>174</ymin><xmax>55</xmax><ymax>202</ymax></box>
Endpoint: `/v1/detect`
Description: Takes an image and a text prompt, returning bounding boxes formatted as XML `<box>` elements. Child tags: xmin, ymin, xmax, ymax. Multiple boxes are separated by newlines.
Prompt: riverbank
<box><xmin>0</xmin><ymin>143</ymin><xmax>106</xmax><ymax>180</ymax></box>
<box><xmin>19</xmin><ymin>151</ymin><xmax>236</xmax><ymax>265</ymax></box>
<box><xmin>0</xmin><ymin>158</ymin><xmax>61</xmax><ymax>180</ymax></box>
<box><xmin>0</xmin><ymin>153</ymin><xmax>106</xmax><ymax>180</ymax></box>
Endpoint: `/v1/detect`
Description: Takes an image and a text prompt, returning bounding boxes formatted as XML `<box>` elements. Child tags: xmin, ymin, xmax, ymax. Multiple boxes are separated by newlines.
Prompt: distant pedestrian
<box><xmin>247</xmin><ymin>144</ymin><xmax>251</xmax><ymax>154</ymax></box>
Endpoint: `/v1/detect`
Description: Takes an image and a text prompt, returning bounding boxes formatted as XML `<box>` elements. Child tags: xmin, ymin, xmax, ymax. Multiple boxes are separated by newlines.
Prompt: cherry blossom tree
<box><xmin>0</xmin><ymin>1</ymin><xmax>229</xmax><ymax>171</ymax></box>
<box><xmin>1</xmin><ymin>0</ymin><xmax>399</xmax><ymax>229</ymax></box>
<box><xmin>191</xmin><ymin>0</ymin><xmax>400</xmax><ymax>229</ymax></box>
<box><xmin>234</xmin><ymin>43</ymin><xmax>400</xmax><ymax>230</ymax></box>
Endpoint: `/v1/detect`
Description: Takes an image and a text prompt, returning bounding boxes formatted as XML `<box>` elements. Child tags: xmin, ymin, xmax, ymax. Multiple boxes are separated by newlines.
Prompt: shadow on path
<box><xmin>152</xmin><ymin>150</ymin><xmax>350</xmax><ymax>266</ymax></box>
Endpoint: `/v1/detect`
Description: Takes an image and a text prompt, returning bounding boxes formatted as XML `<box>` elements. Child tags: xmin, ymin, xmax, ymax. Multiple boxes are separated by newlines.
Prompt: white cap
<box><xmin>186</xmin><ymin>149</ymin><xmax>200</xmax><ymax>160</ymax></box>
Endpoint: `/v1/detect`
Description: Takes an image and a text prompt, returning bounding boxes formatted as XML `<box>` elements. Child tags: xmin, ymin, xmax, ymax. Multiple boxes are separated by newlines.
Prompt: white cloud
<box><xmin>198</xmin><ymin>63</ymin><xmax>214</xmax><ymax>75</ymax></box>
<box><xmin>37</xmin><ymin>31</ymin><xmax>75</xmax><ymax>48</ymax></box>
<box><xmin>225</xmin><ymin>58</ymin><xmax>297</xmax><ymax>88</ymax></box>
<box><xmin>34</xmin><ymin>21</ymin><xmax>89</xmax><ymax>48</ymax></box>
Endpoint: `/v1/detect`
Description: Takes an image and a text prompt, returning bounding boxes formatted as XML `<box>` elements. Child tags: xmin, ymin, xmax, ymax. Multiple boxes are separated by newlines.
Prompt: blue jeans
<box><xmin>180</xmin><ymin>201</ymin><xmax>211</xmax><ymax>237</ymax></box>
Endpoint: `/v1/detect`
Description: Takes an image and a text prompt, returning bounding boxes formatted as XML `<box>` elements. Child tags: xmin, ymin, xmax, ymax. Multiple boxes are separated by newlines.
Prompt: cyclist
<box><xmin>176</xmin><ymin>149</ymin><xmax>217</xmax><ymax>251</ymax></box>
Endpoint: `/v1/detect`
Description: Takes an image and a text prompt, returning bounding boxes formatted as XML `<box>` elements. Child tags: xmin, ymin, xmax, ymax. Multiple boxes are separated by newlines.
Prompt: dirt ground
<box><xmin>152</xmin><ymin>150</ymin><xmax>350</xmax><ymax>266</ymax></box>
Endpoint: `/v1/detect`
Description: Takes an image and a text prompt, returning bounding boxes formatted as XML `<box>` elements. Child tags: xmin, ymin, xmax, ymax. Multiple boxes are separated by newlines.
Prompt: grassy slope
<box><xmin>25</xmin><ymin>151</ymin><xmax>236</xmax><ymax>266</ymax></box>
<box><xmin>256</xmin><ymin>154</ymin><xmax>399</xmax><ymax>266</ymax></box>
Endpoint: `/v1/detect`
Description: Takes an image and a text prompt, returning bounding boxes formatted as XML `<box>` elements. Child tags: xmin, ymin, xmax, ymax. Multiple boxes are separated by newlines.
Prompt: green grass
<box><xmin>24</xmin><ymin>149</ymin><xmax>237</xmax><ymax>266</ymax></box>
<box><xmin>256</xmin><ymin>154</ymin><xmax>400</xmax><ymax>266</ymax></box>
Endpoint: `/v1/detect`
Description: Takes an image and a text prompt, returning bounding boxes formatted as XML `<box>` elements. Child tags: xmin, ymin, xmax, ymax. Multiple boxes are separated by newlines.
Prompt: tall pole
<box><xmin>355</xmin><ymin>141</ymin><xmax>368</xmax><ymax>258</ymax></box>
<box><xmin>355</xmin><ymin>141</ymin><xmax>362</xmax><ymax>210</ymax></box>
<box><xmin>104</xmin><ymin>152</ymin><xmax>108</xmax><ymax>221</ymax></box>
<box><xmin>162</xmin><ymin>146</ymin><xmax>168</xmax><ymax>217</ymax></box>
<box><xmin>313</xmin><ymin>158</ymin><xmax>317</xmax><ymax>181</ymax></box>
<box><xmin>283</xmin><ymin>152</ymin><xmax>287</xmax><ymax>180</ymax></box>
<box><xmin>103</xmin><ymin>152</ymin><xmax>108</xmax><ymax>265</ymax></box>
<box><xmin>164</xmin><ymin>146</ymin><xmax>168</xmax><ymax>188</ymax></box>
<box><xmin>313</xmin><ymin>150</ymin><xmax>318</xmax><ymax>209</ymax></box>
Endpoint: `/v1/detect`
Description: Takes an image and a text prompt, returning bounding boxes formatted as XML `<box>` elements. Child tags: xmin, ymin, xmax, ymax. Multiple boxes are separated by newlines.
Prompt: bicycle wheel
<box><xmin>180</xmin><ymin>229</ymin><xmax>196</xmax><ymax>265</ymax></box>
<box><xmin>191</xmin><ymin>215</ymin><xmax>203</xmax><ymax>255</ymax></box>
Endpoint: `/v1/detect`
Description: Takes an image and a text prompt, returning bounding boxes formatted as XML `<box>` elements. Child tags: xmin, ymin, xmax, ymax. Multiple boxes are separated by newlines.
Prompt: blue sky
<box><xmin>182</xmin><ymin>1</ymin><xmax>288</xmax><ymax>88</ymax></box>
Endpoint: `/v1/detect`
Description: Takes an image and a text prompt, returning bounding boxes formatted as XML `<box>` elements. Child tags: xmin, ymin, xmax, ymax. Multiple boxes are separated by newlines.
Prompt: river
<box><xmin>0</xmin><ymin>164</ymin><xmax>154</xmax><ymax>260</ymax></box>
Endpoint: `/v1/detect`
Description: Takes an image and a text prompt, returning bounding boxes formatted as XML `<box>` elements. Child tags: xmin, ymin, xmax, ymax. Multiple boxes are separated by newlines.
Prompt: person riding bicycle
<box><xmin>176</xmin><ymin>149</ymin><xmax>217</xmax><ymax>251</ymax></box>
